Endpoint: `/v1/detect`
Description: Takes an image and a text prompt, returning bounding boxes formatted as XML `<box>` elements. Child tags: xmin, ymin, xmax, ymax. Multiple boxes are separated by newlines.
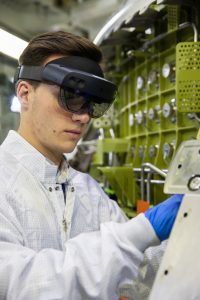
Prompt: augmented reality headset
<box><xmin>14</xmin><ymin>56</ymin><xmax>117</xmax><ymax>118</ymax></box>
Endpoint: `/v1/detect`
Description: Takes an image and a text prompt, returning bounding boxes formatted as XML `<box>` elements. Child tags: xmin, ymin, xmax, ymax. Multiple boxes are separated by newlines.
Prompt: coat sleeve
<box><xmin>0</xmin><ymin>206</ymin><xmax>160</xmax><ymax>300</ymax></box>
<box><xmin>129</xmin><ymin>241</ymin><xmax>167</xmax><ymax>300</ymax></box>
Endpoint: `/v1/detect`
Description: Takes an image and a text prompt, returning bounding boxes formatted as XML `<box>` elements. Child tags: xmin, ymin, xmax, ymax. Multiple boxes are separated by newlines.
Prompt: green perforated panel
<box><xmin>168</xmin><ymin>5</ymin><xmax>180</xmax><ymax>32</ymax></box>
<box><xmin>176</xmin><ymin>42</ymin><xmax>200</xmax><ymax>112</ymax></box>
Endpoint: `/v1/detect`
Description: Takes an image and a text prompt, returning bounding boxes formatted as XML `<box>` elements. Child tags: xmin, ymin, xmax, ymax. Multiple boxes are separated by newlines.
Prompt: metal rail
<box><xmin>133</xmin><ymin>163</ymin><xmax>167</xmax><ymax>203</ymax></box>
<box><xmin>142</xmin><ymin>22</ymin><xmax>198</xmax><ymax>50</ymax></box>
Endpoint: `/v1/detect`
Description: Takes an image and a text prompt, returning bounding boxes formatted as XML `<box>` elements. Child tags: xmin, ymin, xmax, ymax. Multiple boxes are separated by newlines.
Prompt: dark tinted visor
<box><xmin>60</xmin><ymin>88</ymin><xmax>112</xmax><ymax>118</ymax></box>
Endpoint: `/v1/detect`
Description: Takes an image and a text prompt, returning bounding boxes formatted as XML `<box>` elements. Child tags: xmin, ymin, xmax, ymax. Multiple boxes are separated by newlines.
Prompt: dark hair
<box><xmin>19</xmin><ymin>31</ymin><xmax>102</xmax><ymax>66</ymax></box>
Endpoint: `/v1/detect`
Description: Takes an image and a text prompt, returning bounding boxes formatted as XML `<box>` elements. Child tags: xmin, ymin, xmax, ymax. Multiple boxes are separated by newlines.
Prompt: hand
<box><xmin>144</xmin><ymin>194</ymin><xmax>183</xmax><ymax>241</ymax></box>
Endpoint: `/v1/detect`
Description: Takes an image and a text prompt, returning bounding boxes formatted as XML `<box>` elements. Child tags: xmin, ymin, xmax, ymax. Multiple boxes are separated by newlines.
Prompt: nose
<box><xmin>71</xmin><ymin>112</ymin><xmax>91</xmax><ymax>124</ymax></box>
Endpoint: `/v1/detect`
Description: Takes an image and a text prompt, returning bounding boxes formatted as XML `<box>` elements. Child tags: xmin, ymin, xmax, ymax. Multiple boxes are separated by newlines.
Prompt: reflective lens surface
<box><xmin>59</xmin><ymin>88</ymin><xmax>112</xmax><ymax>118</ymax></box>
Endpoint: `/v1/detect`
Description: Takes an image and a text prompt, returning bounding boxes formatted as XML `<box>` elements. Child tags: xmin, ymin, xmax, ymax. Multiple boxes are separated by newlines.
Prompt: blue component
<box><xmin>145</xmin><ymin>194</ymin><xmax>184</xmax><ymax>241</ymax></box>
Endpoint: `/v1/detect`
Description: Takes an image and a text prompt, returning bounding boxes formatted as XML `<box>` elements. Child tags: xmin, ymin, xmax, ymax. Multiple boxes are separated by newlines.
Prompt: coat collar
<box><xmin>1</xmin><ymin>130</ymin><xmax>73</xmax><ymax>184</ymax></box>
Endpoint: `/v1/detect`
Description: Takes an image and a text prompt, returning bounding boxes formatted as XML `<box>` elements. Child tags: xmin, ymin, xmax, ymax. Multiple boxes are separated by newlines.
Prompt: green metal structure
<box><xmin>92</xmin><ymin>0</ymin><xmax>200</xmax><ymax>217</ymax></box>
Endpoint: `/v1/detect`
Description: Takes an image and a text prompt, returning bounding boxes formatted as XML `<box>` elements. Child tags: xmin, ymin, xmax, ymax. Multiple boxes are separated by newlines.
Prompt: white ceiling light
<box><xmin>0</xmin><ymin>28</ymin><xmax>28</xmax><ymax>60</ymax></box>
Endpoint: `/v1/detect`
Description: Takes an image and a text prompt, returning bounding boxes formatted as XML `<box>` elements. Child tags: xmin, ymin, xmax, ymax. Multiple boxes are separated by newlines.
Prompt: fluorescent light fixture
<box><xmin>10</xmin><ymin>96</ymin><xmax>21</xmax><ymax>113</ymax></box>
<box><xmin>122</xmin><ymin>27</ymin><xmax>136</xmax><ymax>32</ymax></box>
<box><xmin>0</xmin><ymin>28</ymin><xmax>28</xmax><ymax>60</ymax></box>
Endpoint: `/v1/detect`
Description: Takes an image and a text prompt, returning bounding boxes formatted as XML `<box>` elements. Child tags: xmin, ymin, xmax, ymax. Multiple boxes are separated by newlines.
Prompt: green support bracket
<box><xmin>98</xmin><ymin>166</ymin><xmax>122</xmax><ymax>202</ymax></box>
<box><xmin>93</xmin><ymin>138</ymin><xmax>130</xmax><ymax>165</ymax></box>
<box><xmin>98</xmin><ymin>166</ymin><xmax>138</xmax><ymax>217</ymax></box>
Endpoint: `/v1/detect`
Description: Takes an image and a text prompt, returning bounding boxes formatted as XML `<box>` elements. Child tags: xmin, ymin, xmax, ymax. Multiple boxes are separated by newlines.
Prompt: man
<box><xmin>0</xmin><ymin>30</ymin><xmax>182</xmax><ymax>299</ymax></box>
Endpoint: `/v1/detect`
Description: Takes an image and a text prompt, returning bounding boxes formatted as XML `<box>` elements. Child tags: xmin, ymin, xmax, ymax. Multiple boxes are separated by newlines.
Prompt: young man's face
<box><xmin>17</xmin><ymin>55</ymin><xmax>91</xmax><ymax>164</ymax></box>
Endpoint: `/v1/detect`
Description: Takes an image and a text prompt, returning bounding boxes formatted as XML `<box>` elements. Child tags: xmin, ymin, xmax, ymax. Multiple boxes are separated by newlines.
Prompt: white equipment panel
<box><xmin>150</xmin><ymin>140</ymin><xmax>200</xmax><ymax>300</ymax></box>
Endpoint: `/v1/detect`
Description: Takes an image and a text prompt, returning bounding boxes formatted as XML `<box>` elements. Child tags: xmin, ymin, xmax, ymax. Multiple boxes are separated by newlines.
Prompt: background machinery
<box><xmin>85</xmin><ymin>0</ymin><xmax>200</xmax><ymax>218</ymax></box>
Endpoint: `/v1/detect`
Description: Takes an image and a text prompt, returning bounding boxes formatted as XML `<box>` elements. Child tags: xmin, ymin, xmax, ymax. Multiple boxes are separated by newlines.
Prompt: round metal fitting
<box><xmin>162</xmin><ymin>63</ymin><xmax>171</xmax><ymax>78</ymax></box>
<box><xmin>187</xmin><ymin>175</ymin><xmax>200</xmax><ymax>191</ymax></box>
<box><xmin>136</xmin><ymin>110</ymin><xmax>143</xmax><ymax>124</ymax></box>
<box><xmin>136</xmin><ymin>76</ymin><xmax>144</xmax><ymax>90</ymax></box>
<box><xmin>149</xmin><ymin>145</ymin><xmax>157</xmax><ymax>158</ymax></box>
<box><xmin>163</xmin><ymin>143</ymin><xmax>172</xmax><ymax>159</ymax></box>
<box><xmin>147</xmin><ymin>70</ymin><xmax>157</xmax><ymax>85</ymax></box>
<box><xmin>138</xmin><ymin>145</ymin><xmax>144</xmax><ymax>158</ymax></box>
<box><xmin>129</xmin><ymin>113</ymin><xmax>134</xmax><ymax>126</ymax></box>
<box><xmin>148</xmin><ymin>108</ymin><xmax>155</xmax><ymax>120</ymax></box>
<box><xmin>162</xmin><ymin>103</ymin><xmax>171</xmax><ymax>118</ymax></box>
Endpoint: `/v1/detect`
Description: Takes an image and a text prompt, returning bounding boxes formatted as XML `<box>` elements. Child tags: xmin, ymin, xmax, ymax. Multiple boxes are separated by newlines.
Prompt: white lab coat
<box><xmin>0</xmin><ymin>130</ymin><xmax>160</xmax><ymax>299</ymax></box>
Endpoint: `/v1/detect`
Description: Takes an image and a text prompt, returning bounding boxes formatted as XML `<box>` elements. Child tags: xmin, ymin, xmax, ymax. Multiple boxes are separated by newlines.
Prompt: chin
<box><xmin>62</xmin><ymin>144</ymin><xmax>77</xmax><ymax>154</ymax></box>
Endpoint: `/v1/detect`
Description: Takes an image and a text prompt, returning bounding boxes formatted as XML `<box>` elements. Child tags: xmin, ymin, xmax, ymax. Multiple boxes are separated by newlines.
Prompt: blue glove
<box><xmin>145</xmin><ymin>194</ymin><xmax>183</xmax><ymax>241</ymax></box>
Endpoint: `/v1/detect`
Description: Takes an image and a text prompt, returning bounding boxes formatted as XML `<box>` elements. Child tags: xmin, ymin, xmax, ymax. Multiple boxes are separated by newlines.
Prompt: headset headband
<box><xmin>14</xmin><ymin>56</ymin><xmax>117</xmax><ymax>103</ymax></box>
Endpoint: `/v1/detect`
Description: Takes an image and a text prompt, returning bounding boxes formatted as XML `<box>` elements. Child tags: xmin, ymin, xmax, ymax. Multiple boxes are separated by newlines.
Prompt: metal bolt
<box><xmin>164</xmin><ymin>270</ymin><xmax>169</xmax><ymax>275</ymax></box>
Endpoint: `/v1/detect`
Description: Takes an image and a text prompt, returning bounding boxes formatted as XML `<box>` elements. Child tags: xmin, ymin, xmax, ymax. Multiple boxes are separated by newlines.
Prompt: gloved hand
<box><xmin>145</xmin><ymin>194</ymin><xmax>183</xmax><ymax>241</ymax></box>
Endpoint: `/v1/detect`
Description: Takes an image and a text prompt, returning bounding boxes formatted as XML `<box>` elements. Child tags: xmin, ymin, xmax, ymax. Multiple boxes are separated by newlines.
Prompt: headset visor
<box><xmin>60</xmin><ymin>88</ymin><xmax>112</xmax><ymax>118</ymax></box>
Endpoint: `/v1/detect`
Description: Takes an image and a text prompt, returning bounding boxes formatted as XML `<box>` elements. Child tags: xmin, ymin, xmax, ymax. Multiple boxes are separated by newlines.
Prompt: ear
<box><xmin>16</xmin><ymin>81</ymin><xmax>33</xmax><ymax>110</ymax></box>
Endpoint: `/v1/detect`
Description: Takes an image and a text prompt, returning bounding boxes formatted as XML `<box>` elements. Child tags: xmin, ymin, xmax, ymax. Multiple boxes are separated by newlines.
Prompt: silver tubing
<box><xmin>140</xmin><ymin>163</ymin><xmax>167</xmax><ymax>201</ymax></box>
<box><xmin>178</xmin><ymin>22</ymin><xmax>198</xmax><ymax>42</ymax></box>
<box><xmin>142</xmin><ymin>22</ymin><xmax>198</xmax><ymax>50</ymax></box>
